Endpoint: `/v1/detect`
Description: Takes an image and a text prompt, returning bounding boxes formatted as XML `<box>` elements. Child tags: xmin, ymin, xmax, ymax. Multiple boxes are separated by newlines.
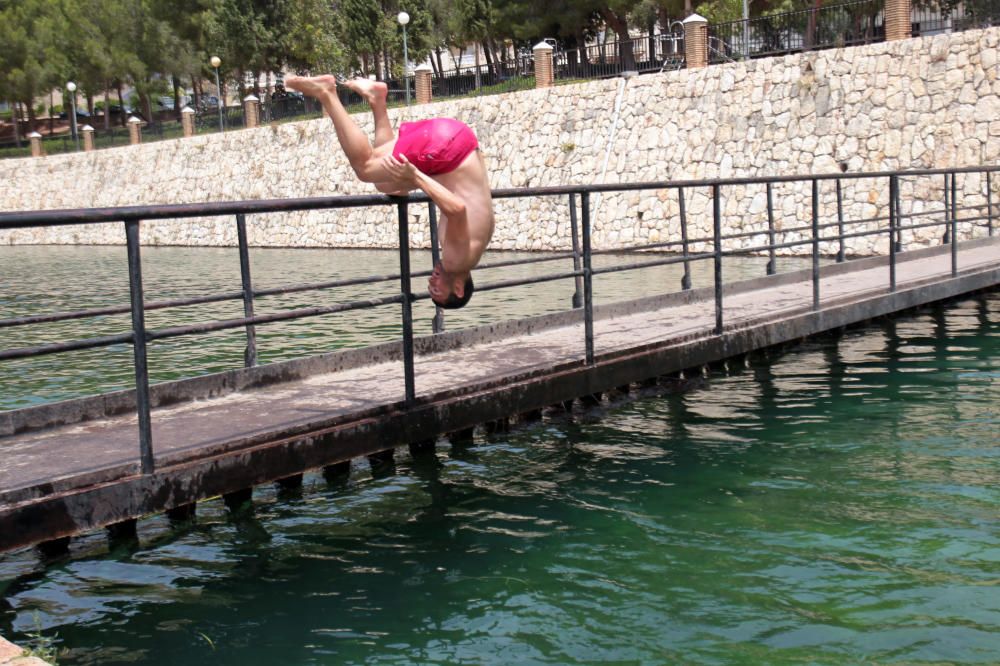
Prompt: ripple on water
<box><xmin>1</xmin><ymin>256</ymin><xmax>998</xmax><ymax>664</ymax></box>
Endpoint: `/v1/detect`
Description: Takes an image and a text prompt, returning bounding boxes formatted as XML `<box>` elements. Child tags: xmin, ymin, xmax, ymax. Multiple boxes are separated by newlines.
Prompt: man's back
<box><xmin>433</xmin><ymin>151</ymin><xmax>494</xmax><ymax>266</ymax></box>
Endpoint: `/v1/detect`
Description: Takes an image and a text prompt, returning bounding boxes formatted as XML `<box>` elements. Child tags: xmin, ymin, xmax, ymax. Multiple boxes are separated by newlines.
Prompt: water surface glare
<box><xmin>0</xmin><ymin>290</ymin><xmax>997</xmax><ymax>665</ymax></box>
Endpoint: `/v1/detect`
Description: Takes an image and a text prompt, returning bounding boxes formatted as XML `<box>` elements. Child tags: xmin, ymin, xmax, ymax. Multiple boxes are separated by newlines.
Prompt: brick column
<box><xmin>81</xmin><ymin>124</ymin><xmax>95</xmax><ymax>151</ymax></box>
<box><xmin>534</xmin><ymin>41</ymin><xmax>554</xmax><ymax>88</ymax></box>
<box><xmin>244</xmin><ymin>95</ymin><xmax>259</xmax><ymax>128</ymax></box>
<box><xmin>683</xmin><ymin>13</ymin><xmax>709</xmax><ymax>69</ymax></box>
<box><xmin>885</xmin><ymin>0</ymin><xmax>912</xmax><ymax>41</ymax></box>
<box><xmin>28</xmin><ymin>131</ymin><xmax>43</xmax><ymax>157</ymax></box>
<box><xmin>415</xmin><ymin>64</ymin><xmax>433</xmax><ymax>104</ymax></box>
<box><xmin>128</xmin><ymin>116</ymin><xmax>142</xmax><ymax>144</ymax></box>
<box><xmin>181</xmin><ymin>106</ymin><xmax>196</xmax><ymax>137</ymax></box>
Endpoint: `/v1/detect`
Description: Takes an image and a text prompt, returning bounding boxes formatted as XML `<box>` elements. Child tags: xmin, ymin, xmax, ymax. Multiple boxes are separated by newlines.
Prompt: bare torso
<box><xmin>374</xmin><ymin>143</ymin><xmax>494</xmax><ymax>269</ymax></box>
<box><xmin>433</xmin><ymin>151</ymin><xmax>494</xmax><ymax>266</ymax></box>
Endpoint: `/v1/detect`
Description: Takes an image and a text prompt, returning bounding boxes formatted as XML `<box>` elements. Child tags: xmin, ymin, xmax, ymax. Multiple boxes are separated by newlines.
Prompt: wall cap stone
<box><xmin>683</xmin><ymin>12</ymin><xmax>708</xmax><ymax>24</ymax></box>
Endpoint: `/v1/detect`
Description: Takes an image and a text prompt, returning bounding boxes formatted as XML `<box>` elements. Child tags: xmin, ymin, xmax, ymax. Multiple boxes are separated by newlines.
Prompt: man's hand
<box><xmin>381</xmin><ymin>153</ymin><xmax>420</xmax><ymax>187</ymax></box>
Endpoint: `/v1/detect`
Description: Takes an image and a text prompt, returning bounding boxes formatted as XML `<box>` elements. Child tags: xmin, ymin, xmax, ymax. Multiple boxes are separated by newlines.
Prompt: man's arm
<box><xmin>381</xmin><ymin>154</ymin><xmax>474</xmax><ymax>273</ymax></box>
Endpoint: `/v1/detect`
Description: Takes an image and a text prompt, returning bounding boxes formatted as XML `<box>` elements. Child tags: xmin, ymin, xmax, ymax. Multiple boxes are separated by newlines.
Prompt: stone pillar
<box><xmin>683</xmin><ymin>13</ymin><xmax>709</xmax><ymax>69</ymax></box>
<box><xmin>128</xmin><ymin>116</ymin><xmax>142</xmax><ymax>144</ymax></box>
<box><xmin>415</xmin><ymin>64</ymin><xmax>433</xmax><ymax>104</ymax></box>
<box><xmin>28</xmin><ymin>131</ymin><xmax>43</xmax><ymax>157</ymax></box>
<box><xmin>181</xmin><ymin>106</ymin><xmax>196</xmax><ymax>137</ymax></box>
<box><xmin>885</xmin><ymin>0</ymin><xmax>912</xmax><ymax>41</ymax></box>
<box><xmin>81</xmin><ymin>124</ymin><xmax>95</xmax><ymax>151</ymax></box>
<box><xmin>534</xmin><ymin>41</ymin><xmax>554</xmax><ymax>89</ymax></box>
<box><xmin>244</xmin><ymin>95</ymin><xmax>260</xmax><ymax>128</ymax></box>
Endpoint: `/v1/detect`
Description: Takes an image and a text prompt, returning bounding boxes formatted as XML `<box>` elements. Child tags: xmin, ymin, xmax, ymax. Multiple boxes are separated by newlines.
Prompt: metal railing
<box><xmin>555</xmin><ymin>32</ymin><xmax>687</xmax><ymax>80</ymax></box>
<box><xmin>710</xmin><ymin>0</ymin><xmax>885</xmax><ymax>62</ymax></box>
<box><xmin>1</xmin><ymin>166</ymin><xmax>997</xmax><ymax>472</ymax></box>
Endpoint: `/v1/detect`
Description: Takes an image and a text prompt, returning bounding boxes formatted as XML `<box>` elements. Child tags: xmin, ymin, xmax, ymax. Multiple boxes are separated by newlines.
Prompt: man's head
<box><xmin>429</xmin><ymin>261</ymin><xmax>474</xmax><ymax>309</ymax></box>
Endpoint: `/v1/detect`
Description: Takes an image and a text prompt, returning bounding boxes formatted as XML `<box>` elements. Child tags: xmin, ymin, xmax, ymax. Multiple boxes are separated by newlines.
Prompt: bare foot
<box><xmin>343</xmin><ymin>78</ymin><xmax>388</xmax><ymax>104</ymax></box>
<box><xmin>284</xmin><ymin>74</ymin><xmax>337</xmax><ymax>99</ymax></box>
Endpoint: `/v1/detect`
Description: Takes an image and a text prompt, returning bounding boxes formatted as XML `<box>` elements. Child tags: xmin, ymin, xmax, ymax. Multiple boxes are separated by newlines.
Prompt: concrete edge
<box><xmin>0</xmin><ymin>635</ymin><xmax>51</xmax><ymax>666</ymax></box>
<box><xmin>1</xmin><ymin>236</ymin><xmax>996</xmax><ymax>438</ymax></box>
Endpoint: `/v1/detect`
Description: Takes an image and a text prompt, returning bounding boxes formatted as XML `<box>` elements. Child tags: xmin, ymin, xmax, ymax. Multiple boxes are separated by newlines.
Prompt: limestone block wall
<box><xmin>1</xmin><ymin>27</ymin><xmax>998</xmax><ymax>255</ymax></box>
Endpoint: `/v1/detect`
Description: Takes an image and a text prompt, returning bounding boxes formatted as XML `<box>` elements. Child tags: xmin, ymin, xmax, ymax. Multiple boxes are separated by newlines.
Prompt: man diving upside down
<box><xmin>285</xmin><ymin>75</ymin><xmax>494</xmax><ymax>309</ymax></box>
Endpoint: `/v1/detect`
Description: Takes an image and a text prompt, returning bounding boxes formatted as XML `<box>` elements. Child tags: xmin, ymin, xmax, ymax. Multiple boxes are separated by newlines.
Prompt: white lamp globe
<box><xmin>397</xmin><ymin>11</ymin><xmax>410</xmax><ymax>25</ymax></box>
<box><xmin>66</xmin><ymin>81</ymin><xmax>76</xmax><ymax>92</ymax></box>
<box><xmin>210</xmin><ymin>56</ymin><xmax>221</xmax><ymax>68</ymax></box>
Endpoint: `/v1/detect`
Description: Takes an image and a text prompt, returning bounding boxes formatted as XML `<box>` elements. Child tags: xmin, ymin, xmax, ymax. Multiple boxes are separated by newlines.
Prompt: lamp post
<box><xmin>66</xmin><ymin>81</ymin><xmax>79</xmax><ymax>151</ymax></box>
<box><xmin>398</xmin><ymin>11</ymin><xmax>411</xmax><ymax>105</ymax></box>
<box><xmin>211</xmin><ymin>56</ymin><xmax>224</xmax><ymax>131</ymax></box>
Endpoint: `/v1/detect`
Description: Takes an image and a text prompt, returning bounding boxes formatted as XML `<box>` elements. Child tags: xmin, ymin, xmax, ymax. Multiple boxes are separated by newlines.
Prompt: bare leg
<box><xmin>286</xmin><ymin>75</ymin><xmax>392</xmax><ymax>182</ymax></box>
<box><xmin>344</xmin><ymin>78</ymin><xmax>394</xmax><ymax>148</ymax></box>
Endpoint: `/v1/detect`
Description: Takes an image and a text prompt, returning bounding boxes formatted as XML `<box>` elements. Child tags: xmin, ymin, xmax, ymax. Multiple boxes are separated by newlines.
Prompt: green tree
<box><xmin>0</xmin><ymin>0</ymin><xmax>71</xmax><ymax>129</ymax></box>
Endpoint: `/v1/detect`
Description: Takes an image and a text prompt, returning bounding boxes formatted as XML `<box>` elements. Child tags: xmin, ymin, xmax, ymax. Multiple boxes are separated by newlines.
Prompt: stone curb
<box><xmin>0</xmin><ymin>636</ymin><xmax>52</xmax><ymax>666</ymax></box>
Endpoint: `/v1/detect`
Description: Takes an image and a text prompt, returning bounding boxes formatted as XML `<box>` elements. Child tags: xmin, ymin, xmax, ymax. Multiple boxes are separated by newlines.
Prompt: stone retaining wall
<box><xmin>1</xmin><ymin>28</ymin><xmax>998</xmax><ymax>255</ymax></box>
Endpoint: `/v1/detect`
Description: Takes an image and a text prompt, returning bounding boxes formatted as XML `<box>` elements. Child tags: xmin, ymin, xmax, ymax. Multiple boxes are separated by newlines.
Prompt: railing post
<box><xmin>181</xmin><ymin>106</ymin><xmax>196</xmax><ymax>138</ymax></box>
<box><xmin>885</xmin><ymin>0</ymin><xmax>913</xmax><ymax>41</ymax></box>
<box><xmin>987</xmin><ymin>172</ymin><xmax>994</xmax><ymax>237</ymax></box>
<box><xmin>683</xmin><ymin>13</ymin><xmax>709</xmax><ymax>69</ymax></box>
<box><xmin>889</xmin><ymin>175</ymin><xmax>898</xmax><ymax>292</ymax></box>
<box><xmin>128</xmin><ymin>116</ymin><xmax>142</xmax><ymax>145</ymax></box>
<box><xmin>125</xmin><ymin>218</ymin><xmax>155</xmax><ymax>474</ymax></box>
<box><xmin>236</xmin><ymin>213</ymin><xmax>258</xmax><ymax>367</ymax></box>
<box><xmin>534</xmin><ymin>41</ymin><xmax>554</xmax><ymax>88</ymax></box>
<box><xmin>835</xmin><ymin>178</ymin><xmax>846</xmax><ymax>262</ymax></box>
<box><xmin>81</xmin><ymin>124</ymin><xmax>95</xmax><ymax>152</ymax></box>
<box><xmin>943</xmin><ymin>174</ymin><xmax>951</xmax><ymax>244</ymax></box>
<box><xmin>811</xmin><ymin>179</ymin><xmax>820</xmax><ymax>310</ymax></box>
<box><xmin>28</xmin><ymin>131</ymin><xmax>43</xmax><ymax>157</ymax></box>
<box><xmin>765</xmin><ymin>182</ymin><xmax>777</xmax><ymax>275</ymax></box>
<box><xmin>415</xmin><ymin>64</ymin><xmax>433</xmax><ymax>104</ymax></box>
<box><xmin>397</xmin><ymin>200</ymin><xmax>416</xmax><ymax>404</ymax></box>
<box><xmin>581</xmin><ymin>191</ymin><xmax>595</xmax><ymax>365</ymax></box>
<box><xmin>894</xmin><ymin>177</ymin><xmax>903</xmax><ymax>252</ymax></box>
<box><xmin>427</xmin><ymin>203</ymin><xmax>444</xmax><ymax>333</ymax></box>
<box><xmin>679</xmin><ymin>187</ymin><xmax>692</xmax><ymax>290</ymax></box>
<box><xmin>712</xmin><ymin>184</ymin><xmax>723</xmax><ymax>334</ymax></box>
<box><xmin>569</xmin><ymin>193</ymin><xmax>584</xmax><ymax>308</ymax></box>
<box><xmin>951</xmin><ymin>171</ymin><xmax>958</xmax><ymax>277</ymax></box>
<box><xmin>243</xmin><ymin>95</ymin><xmax>260</xmax><ymax>129</ymax></box>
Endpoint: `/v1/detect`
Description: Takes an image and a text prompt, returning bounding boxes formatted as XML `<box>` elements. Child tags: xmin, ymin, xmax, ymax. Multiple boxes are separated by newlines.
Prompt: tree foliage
<box><xmin>2</xmin><ymin>0</ymin><xmax>925</xmax><ymax>122</ymax></box>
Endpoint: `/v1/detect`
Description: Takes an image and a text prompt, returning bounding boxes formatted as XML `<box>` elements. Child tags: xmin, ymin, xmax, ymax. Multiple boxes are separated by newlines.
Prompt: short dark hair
<box><xmin>434</xmin><ymin>274</ymin><xmax>474</xmax><ymax>309</ymax></box>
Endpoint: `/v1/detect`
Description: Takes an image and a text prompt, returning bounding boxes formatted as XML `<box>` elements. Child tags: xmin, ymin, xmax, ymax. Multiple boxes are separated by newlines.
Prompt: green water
<box><xmin>0</xmin><ymin>245</ymin><xmax>810</xmax><ymax>410</ymax></box>
<box><xmin>0</xmin><ymin>274</ymin><xmax>997</xmax><ymax>663</ymax></box>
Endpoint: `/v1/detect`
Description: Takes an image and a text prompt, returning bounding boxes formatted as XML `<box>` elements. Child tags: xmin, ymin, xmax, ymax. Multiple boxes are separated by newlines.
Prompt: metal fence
<box><xmin>429</xmin><ymin>55</ymin><xmax>536</xmax><ymax>98</ymax></box>
<box><xmin>709</xmin><ymin>0</ymin><xmax>885</xmax><ymax>62</ymax></box>
<box><xmin>912</xmin><ymin>1</ymin><xmax>1000</xmax><ymax>35</ymax></box>
<box><xmin>1</xmin><ymin>165</ymin><xmax>996</xmax><ymax>472</ymax></box>
<box><xmin>556</xmin><ymin>31</ymin><xmax>687</xmax><ymax>80</ymax></box>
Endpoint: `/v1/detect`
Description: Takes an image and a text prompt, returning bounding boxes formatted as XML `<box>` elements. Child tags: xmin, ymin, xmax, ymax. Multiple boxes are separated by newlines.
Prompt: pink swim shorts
<box><xmin>392</xmin><ymin>118</ymin><xmax>479</xmax><ymax>175</ymax></box>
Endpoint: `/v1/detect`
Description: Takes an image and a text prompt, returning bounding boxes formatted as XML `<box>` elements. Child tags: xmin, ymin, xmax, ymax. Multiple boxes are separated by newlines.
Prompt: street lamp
<box><xmin>66</xmin><ymin>81</ymin><xmax>79</xmax><ymax>151</ymax></box>
<box><xmin>210</xmin><ymin>56</ymin><xmax>224</xmax><ymax>131</ymax></box>
<box><xmin>397</xmin><ymin>11</ymin><xmax>410</xmax><ymax>105</ymax></box>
